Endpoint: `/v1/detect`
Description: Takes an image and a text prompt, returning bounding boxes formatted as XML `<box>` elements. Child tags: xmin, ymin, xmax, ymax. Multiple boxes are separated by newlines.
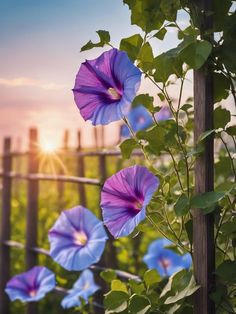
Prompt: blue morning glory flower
<box><xmin>61</xmin><ymin>269</ymin><xmax>99</xmax><ymax>309</ymax></box>
<box><xmin>73</xmin><ymin>48</ymin><xmax>141</xmax><ymax>125</ymax></box>
<box><xmin>101</xmin><ymin>165</ymin><xmax>159</xmax><ymax>238</ymax></box>
<box><xmin>120</xmin><ymin>105</ymin><xmax>153</xmax><ymax>138</ymax></box>
<box><xmin>143</xmin><ymin>238</ymin><xmax>192</xmax><ymax>277</ymax></box>
<box><xmin>48</xmin><ymin>206</ymin><xmax>108</xmax><ymax>271</ymax></box>
<box><xmin>5</xmin><ymin>266</ymin><xmax>55</xmax><ymax>302</ymax></box>
<box><xmin>154</xmin><ymin>106</ymin><xmax>172</xmax><ymax>121</ymax></box>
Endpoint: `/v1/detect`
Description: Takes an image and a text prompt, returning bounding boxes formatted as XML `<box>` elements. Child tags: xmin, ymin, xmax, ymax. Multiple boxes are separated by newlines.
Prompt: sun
<box><xmin>40</xmin><ymin>140</ymin><xmax>57</xmax><ymax>154</ymax></box>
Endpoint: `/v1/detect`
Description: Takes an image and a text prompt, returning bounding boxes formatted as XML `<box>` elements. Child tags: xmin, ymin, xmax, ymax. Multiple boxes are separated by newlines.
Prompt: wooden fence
<box><xmin>0</xmin><ymin>127</ymin><xmax>142</xmax><ymax>314</ymax></box>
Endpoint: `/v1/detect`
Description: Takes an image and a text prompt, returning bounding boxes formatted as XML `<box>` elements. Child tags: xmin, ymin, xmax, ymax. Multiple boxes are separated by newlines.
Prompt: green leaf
<box><xmin>214</xmin><ymin>106</ymin><xmax>231</xmax><ymax>129</ymax></box>
<box><xmin>185</xmin><ymin>220</ymin><xmax>193</xmax><ymax>245</ymax></box>
<box><xmin>198</xmin><ymin>129</ymin><xmax>215</xmax><ymax>143</ymax></box>
<box><xmin>160</xmin><ymin>269</ymin><xmax>192</xmax><ymax>299</ymax></box>
<box><xmin>111</xmin><ymin>280</ymin><xmax>128</xmax><ymax>293</ymax></box>
<box><xmin>158</xmin><ymin>93</ymin><xmax>165</xmax><ymax>101</ymax></box>
<box><xmin>167</xmin><ymin>303</ymin><xmax>182</xmax><ymax>314</ymax></box>
<box><xmin>174</xmin><ymin>194</ymin><xmax>190</xmax><ymax>217</ymax></box>
<box><xmin>120</xmin><ymin>139</ymin><xmax>138</xmax><ymax>159</ymax></box>
<box><xmin>214</xmin><ymin>0</ymin><xmax>232</xmax><ymax>31</ymax></box>
<box><xmin>137</xmin><ymin>125</ymin><xmax>166</xmax><ymax>154</ymax></box>
<box><xmin>120</xmin><ymin>34</ymin><xmax>143</xmax><ymax>62</ymax></box>
<box><xmin>221</xmin><ymin>221</ymin><xmax>236</xmax><ymax>236</ymax></box>
<box><xmin>129</xmin><ymin>295</ymin><xmax>151</xmax><ymax>314</ymax></box>
<box><xmin>154</xmin><ymin>48</ymin><xmax>183</xmax><ymax>82</ymax></box>
<box><xmin>138</xmin><ymin>42</ymin><xmax>154</xmax><ymax>71</ymax></box>
<box><xmin>80</xmin><ymin>30</ymin><xmax>110</xmax><ymax>51</ymax></box>
<box><xmin>124</xmin><ymin>0</ymin><xmax>165</xmax><ymax>33</ymax></box>
<box><xmin>129</xmin><ymin>280</ymin><xmax>145</xmax><ymax>295</ymax></box>
<box><xmin>100</xmin><ymin>270</ymin><xmax>117</xmax><ymax>283</ymax></box>
<box><xmin>216</xmin><ymin>261</ymin><xmax>236</xmax><ymax>283</ymax></box>
<box><xmin>97</xmin><ymin>30</ymin><xmax>110</xmax><ymax>43</ymax></box>
<box><xmin>154</xmin><ymin>28</ymin><xmax>167</xmax><ymax>40</ymax></box>
<box><xmin>180</xmin><ymin>40</ymin><xmax>212</xmax><ymax>69</ymax></box>
<box><xmin>226</xmin><ymin>126</ymin><xmax>236</xmax><ymax>136</ymax></box>
<box><xmin>144</xmin><ymin>269</ymin><xmax>161</xmax><ymax>288</ymax></box>
<box><xmin>104</xmin><ymin>291</ymin><xmax>129</xmax><ymax>313</ymax></box>
<box><xmin>132</xmin><ymin>94</ymin><xmax>154</xmax><ymax>111</ymax></box>
<box><xmin>213</xmin><ymin>73</ymin><xmax>230</xmax><ymax>103</ymax></box>
<box><xmin>165</xmin><ymin>276</ymin><xmax>199</xmax><ymax>304</ymax></box>
<box><xmin>160</xmin><ymin>0</ymin><xmax>181</xmax><ymax>21</ymax></box>
<box><xmin>180</xmin><ymin>104</ymin><xmax>192</xmax><ymax>112</ymax></box>
<box><xmin>191</xmin><ymin>191</ymin><xmax>226</xmax><ymax>213</ymax></box>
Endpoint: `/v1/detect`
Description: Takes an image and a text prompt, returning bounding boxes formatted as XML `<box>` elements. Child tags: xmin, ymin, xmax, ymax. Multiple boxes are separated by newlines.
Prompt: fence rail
<box><xmin>0</xmin><ymin>127</ymin><xmax>143</xmax><ymax>314</ymax></box>
<box><xmin>0</xmin><ymin>172</ymin><xmax>101</xmax><ymax>185</ymax></box>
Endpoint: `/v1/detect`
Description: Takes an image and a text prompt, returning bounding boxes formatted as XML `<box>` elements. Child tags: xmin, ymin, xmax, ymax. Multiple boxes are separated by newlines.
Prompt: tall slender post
<box><xmin>77</xmin><ymin>131</ymin><xmax>86</xmax><ymax>206</ymax></box>
<box><xmin>193</xmin><ymin>0</ymin><xmax>215</xmax><ymax>313</ymax></box>
<box><xmin>101</xmin><ymin>126</ymin><xmax>105</xmax><ymax>148</ymax></box>
<box><xmin>26</xmin><ymin>128</ymin><xmax>39</xmax><ymax>314</ymax></box>
<box><xmin>0</xmin><ymin>138</ymin><xmax>12</xmax><ymax>314</ymax></box>
<box><xmin>63</xmin><ymin>129</ymin><xmax>69</xmax><ymax>150</ymax></box>
<box><xmin>94</xmin><ymin>127</ymin><xmax>98</xmax><ymax>149</ymax></box>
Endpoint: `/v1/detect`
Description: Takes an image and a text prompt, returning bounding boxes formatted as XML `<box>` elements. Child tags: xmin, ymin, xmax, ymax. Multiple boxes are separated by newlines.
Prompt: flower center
<box><xmin>134</xmin><ymin>201</ymin><xmax>143</xmax><ymax>211</ymax></box>
<box><xmin>108</xmin><ymin>87</ymin><xmax>121</xmax><ymax>100</ymax></box>
<box><xmin>159</xmin><ymin>257</ymin><xmax>171</xmax><ymax>270</ymax></box>
<box><xmin>74</xmin><ymin>231</ymin><xmax>88</xmax><ymax>246</ymax></box>
<box><xmin>138</xmin><ymin>117</ymin><xmax>145</xmax><ymax>124</ymax></box>
<box><xmin>29</xmin><ymin>289</ymin><xmax>37</xmax><ymax>297</ymax></box>
<box><xmin>83</xmin><ymin>282</ymin><xmax>90</xmax><ymax>290</ymax></box>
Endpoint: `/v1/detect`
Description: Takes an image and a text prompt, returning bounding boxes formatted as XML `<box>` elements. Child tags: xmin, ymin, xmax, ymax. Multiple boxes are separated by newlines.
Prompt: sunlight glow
<box><xmin>40</xmin><ymin>140</ymin><xmax>57</xmax><ymax>153</ymax></box>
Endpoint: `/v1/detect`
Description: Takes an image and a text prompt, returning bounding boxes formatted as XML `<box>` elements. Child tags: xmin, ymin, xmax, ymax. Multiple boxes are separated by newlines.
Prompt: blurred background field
<box><xmin>0</xmin><ymin>127</ymin><xmax>163</xmax><ymax>314</ymax></box>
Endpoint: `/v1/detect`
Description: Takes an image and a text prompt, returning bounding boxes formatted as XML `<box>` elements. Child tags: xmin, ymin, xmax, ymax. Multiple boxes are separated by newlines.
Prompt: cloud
<box><xmin>0</xmin><ymin>77</ymin><xmax>68</xmax><ymax>90</ymax></box>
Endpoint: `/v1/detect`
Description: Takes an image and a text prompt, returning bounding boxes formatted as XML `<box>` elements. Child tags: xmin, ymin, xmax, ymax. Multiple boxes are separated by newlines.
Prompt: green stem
<box><xmin>147</xmin><ymin>215</ymin><xmax>190</xmax><ymax>253</ymax></box>
<box><xmin>219</xmin><ymin>134</ymin><xmax>236</xmax><ymax>181</ymax></box>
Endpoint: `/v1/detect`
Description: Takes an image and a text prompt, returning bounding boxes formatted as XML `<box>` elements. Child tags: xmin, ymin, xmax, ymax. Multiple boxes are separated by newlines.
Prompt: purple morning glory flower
<box><xmin>61</xmin><ymin>269</ymin><xmax>99</xmax><ymax>309</ymax></box>
<box><xmin>120</xmin><ymin>105</ymin><xmax>153</xmax><ymax>138</ymax></box>
<box><xmin>143</xmin><ymin>238</ymin><xmax>192</xmax><ymax>277</ymax></box>
<box><xmin>155</xmin><ymin>106</ymin><xmax>172</xmax><ymax>121</ymax></box>
<box><xmin>73</xmin><ymin>48</ymin><xmax>141</xmax><ymax>125</ymax></box>
<box><xmin>5</xmin><ymin>266</ymin><xmax>55</xmax><ymax>302</ymax></box>
<box><xmin>101</xmin><ymin>165</ymin><xmax>159</xmax><ymax>238</ymax></box>
<box><xmin>48</xmin><ymin>206</ymin><xmax>108</xmax><ymax>271</ymax></box>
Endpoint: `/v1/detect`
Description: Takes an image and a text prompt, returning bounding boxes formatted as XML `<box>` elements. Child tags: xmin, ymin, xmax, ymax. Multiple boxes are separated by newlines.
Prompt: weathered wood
<box><xmin>0</xmin><ymin>138</ymin><xmax>12</xmax><ymax>314</ymax></box>
<box><xmin>193</xmin><ymin>0</ymin><xmax>215</xmax><ymax>313</ymax></box>
<box><xmin>77</xmin><ymin>131</ymin><xmax>87</xmax><ymax>206</ymax></box>
<box><xmin>63</xmin><ymin>129</ymin><xmax>69</xmax><ymax>150</ymax></box>
<box><xmin>101</xmin><ymin>126</ymin><xmax>105</xmax><ymax>148</ymax></box>
<box><xmin>0</xmin><ymin>172</ymin><xmax>101</xmax><ymax>186</ymax></box>
<box><xmin>26</xmin><ymin>128</ymin><xmax>39</xmax><ymax>314</ymax></box>
<box><xmin>94</xmin><ymin>127</ymin><xmax>98</xmax><ymax>149</ymax></box>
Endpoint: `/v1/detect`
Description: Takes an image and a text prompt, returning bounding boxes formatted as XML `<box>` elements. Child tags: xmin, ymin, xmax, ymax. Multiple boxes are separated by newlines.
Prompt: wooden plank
<box><xmin>0</xmin><ymin>172</ymin><xmax>101</xmax><ymax>186</ymax></box>
<box><xmin>77</xmin><ymin>131</ymin><xmax>87</xmax><ymax>206</ymax></box>
<box><xmin>94</xmin><ymin>127</ymin><xmax>98</xmax><ymax>149</ymax></box>
<box><xmin>0</xmin><ymin>138</ymin><xmax>12</xmax><ymax>314</ymax></box>
<box><xmin>63</xmin><ymin>129</ymin><xmax>69</xmax><ymax>150</ymax></box>
<box><xmin>26</xmin><ymin>128</ymin><xmax>39</xmax><ymax>314</ymax></box>
<box><xmin>193</xmin><ymin>0</ymin><xmax>215</xmax><ymax>313</ymax></box>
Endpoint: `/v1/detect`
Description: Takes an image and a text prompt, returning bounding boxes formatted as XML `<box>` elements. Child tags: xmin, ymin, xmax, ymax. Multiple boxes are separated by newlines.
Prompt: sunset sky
<box><xmin>0</xmin><ymin>1</ymin><xmax>189</xmax><ymax>150</ymax></box>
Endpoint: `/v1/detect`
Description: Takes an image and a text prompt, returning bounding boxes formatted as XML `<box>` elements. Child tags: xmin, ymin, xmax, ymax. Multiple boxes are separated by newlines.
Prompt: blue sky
<box><xmin>0</xmin><ymin>0</ymin><xmax>184</xmax><ymax>149</ymax></box>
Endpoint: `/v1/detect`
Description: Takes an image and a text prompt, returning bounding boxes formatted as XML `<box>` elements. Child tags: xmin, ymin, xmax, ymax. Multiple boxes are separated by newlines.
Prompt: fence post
<box><xmin>193</xmin><ymin>0</ymin><xmax>215</xmax><ymax>313</ymax></box>
<box><xmin>26</xmin><ymin>128</ymin><xmax>39</xmax><ymax>314</ymax></box>
<box><xmin>77</xmin><ymin>131</ymin><xmax>86</xmax><ymax>206</ymax></box>
<box><xmin>101</xmin><ymin>126</ymin><xmax>105</xmax><ymax>148</ymax></box>
<box><xmin>63</xmin><ymin>129</ymin><xmax>69</xmax><ymax>150</ymax></box>
<box><xmin>0</xmin><ymin>138</ymin><xmax>12</xmax><ymax>314</ymax></box>
<box><xmin>94</xmin><ymin>128</ymin><xmax>98</xmax><ymax>149</ymax></box>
